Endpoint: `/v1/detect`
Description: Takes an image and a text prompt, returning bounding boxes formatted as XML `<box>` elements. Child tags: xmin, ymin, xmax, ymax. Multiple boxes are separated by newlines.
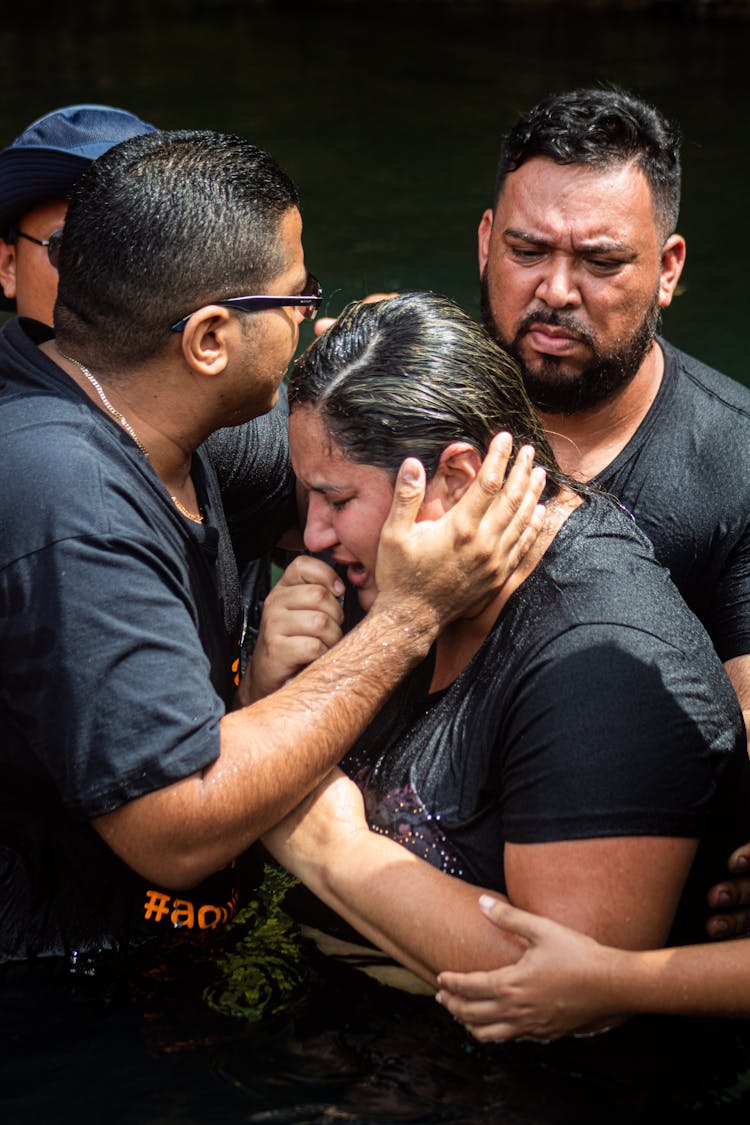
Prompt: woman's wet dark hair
<box><xmin>288</xmin><ymin>290</ymin><xmax>568</xmax><ymax>498</ymax></box>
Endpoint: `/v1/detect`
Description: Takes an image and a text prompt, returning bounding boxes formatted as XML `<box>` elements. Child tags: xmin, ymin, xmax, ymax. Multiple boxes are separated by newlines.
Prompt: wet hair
<box><xmin>54</xmin><ymin>129</ymin><xmax>299</xmax><ymax>372</ymax></box>
<box><xmin>493</xmin><ymin>87</ymin><xmax>681</xmax><ymax>239</ymax></box>
<box><xmin>288</xmin><ymin>291</ymin><xmax>567</xmax><ymax>497</ymax></box>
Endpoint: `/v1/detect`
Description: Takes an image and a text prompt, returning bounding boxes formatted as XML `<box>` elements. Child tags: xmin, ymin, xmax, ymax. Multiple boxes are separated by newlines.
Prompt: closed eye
<box><xmin>586</xmin><ymin>257</ymin><xmax>625</xmax><ymax>273</ymax></box>
<box><xmin>508</xmin><ymin>244</ymin><xmax>545</xmax><ymax>261</ymax></box>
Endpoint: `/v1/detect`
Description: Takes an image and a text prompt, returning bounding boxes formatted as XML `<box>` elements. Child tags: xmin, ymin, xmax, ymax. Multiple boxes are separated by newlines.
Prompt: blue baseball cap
<box><xmin>0</xmin><ymin>103</ymin><xmax>156</xmax><ymax>309</ymax></box>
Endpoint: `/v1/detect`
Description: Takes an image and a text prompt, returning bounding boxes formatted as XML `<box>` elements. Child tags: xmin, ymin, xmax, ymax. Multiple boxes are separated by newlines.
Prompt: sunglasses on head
<box><xmin>170</xmin><ymin>272</ymin><xmax>323</xmax><ymax>332</ymax></box>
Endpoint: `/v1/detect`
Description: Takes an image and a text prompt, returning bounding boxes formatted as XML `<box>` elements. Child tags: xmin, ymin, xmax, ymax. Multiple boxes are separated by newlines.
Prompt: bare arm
<box><xmin>263</xmin><ymin>771</ymin><xmax>697</xmax><ymax>986</ymax></box>
<box><xmin>263</xmin><ymin>772</ymin><xmax>525</xmax><ymax>983</ymax></box>
<box><xmin>93</xmin><ymin>437</ymin><xmax>546</xmax><ymax>888</ymax></box>
<box><xmin>437</xmin><ymin>897</ymin><xmax>750</xmax><ymax>1041</ymax></box>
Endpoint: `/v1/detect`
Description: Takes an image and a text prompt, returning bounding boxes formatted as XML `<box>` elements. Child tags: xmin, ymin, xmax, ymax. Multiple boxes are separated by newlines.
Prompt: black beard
<box><xmin>480</xmin><ymin>270</ymin><xmax>661</xmax><ymax>415</ymax></box>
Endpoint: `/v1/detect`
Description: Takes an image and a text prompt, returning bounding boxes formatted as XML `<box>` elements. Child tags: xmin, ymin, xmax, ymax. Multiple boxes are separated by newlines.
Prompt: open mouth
<box><xmin>346</xmin><ymin>562</ymin><xmax>370</xmax><ymax>588</ymax></box>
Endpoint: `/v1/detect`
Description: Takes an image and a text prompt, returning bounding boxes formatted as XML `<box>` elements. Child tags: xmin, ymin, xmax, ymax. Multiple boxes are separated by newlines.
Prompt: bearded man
<box><xmin>478</xmin><ymin>88</ymin><xmax>750</xmax><ymax>736</ymax></box>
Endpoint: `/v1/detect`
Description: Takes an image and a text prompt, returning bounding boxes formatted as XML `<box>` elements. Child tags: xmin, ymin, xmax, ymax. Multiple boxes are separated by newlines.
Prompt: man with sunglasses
<box><xmin>0</xmin><ymin>103</ymin><xmax>300</xmax><ymax>677</ymax></box>
<box><xmin>0</xmin><ymin>128</ymin><xmax>544</xmax><ymax>961</ymax></box>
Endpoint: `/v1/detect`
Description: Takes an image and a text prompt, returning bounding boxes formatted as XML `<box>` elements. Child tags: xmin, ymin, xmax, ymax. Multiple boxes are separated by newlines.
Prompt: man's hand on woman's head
<box><xmin>372</xmin><ymin>435</ymin><xmax>546</xmax><ymax>636</ymax></box>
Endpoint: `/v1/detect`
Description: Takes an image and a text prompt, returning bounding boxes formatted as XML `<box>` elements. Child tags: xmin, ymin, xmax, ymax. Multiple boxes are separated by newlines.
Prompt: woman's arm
<box><xmin>262</xmin><ymin>771</ymin><xmax>526</xmax><ymax>985</ymax></box>
<box><xmin>262</xmin><ymin>771</ymin><xmax>696</xmax><ymax>989</ymax></box>
<box><xmin>437</xmin><ymin>896</ymin><xmax>750</xmax><ymax>1041</ymax></box>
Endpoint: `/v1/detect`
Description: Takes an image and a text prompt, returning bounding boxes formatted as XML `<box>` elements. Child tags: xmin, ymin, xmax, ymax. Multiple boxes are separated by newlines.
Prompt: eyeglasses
<box><xmin>10</xmin><ymin>227</ymin><xmax>64</xmax><ymax>268</ymax></box>
<box><xmin>169</xmin><ymin>272</ymin><xmax>323</xmax><ymax>332</ymax></box>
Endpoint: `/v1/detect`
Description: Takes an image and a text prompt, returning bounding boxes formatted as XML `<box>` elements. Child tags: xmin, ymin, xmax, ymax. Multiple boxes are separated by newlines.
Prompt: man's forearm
<box><xmin>95</xmin><ymin>601</ymin><xmax>439</xmax><ymax>888</ymax></box>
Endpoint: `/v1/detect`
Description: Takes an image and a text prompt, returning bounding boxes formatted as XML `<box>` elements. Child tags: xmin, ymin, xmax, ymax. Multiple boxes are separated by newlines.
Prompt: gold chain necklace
<box><xmin>58</xmin><ymin>350</ymin><xmax>204</xmax><ymax>524</ymax></box>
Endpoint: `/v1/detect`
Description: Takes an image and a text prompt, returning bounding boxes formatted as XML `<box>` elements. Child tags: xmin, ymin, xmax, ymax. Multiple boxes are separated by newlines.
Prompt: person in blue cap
<box><xmin>0</xmin><ymin>103</ymin><xmax>155</xmax><ymax>323</ymax></box>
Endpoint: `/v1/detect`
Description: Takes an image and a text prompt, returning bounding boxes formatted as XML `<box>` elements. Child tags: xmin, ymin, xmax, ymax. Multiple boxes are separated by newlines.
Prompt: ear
<box><xmin>478</xmin><ymin>209</ymin><xmax>494</xmax><ymax>275</ymax></box>
<box><xmin>0</xmin><ymin>239</ymin><xmax>17</xmax><ymax>302</ymax></box>
<box><xmin>178</xmin><ymin>305</ymin><xmax>235</xmax><ymax>376</ymax></box>
<box><xmin>419</xmin><ymin>442</ymin><xmax>482</xmax><ymax>519</ymax></box>
<box><xmin>657</xmin><ymin>233</ymin><xmax>686</xmax><ymax>309</ymax></box>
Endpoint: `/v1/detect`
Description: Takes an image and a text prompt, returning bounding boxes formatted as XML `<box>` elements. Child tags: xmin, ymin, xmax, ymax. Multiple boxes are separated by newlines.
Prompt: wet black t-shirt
<box><xmin>0</xmin><ymin>318</ymin><xmax>289</xmax><ymax>960</ymax></box>
<box><xmin>343</xmin><ymin>495</ymin><xmax>749</xmax><ymax>944</ymax></box>
<box><xmin>593</xmin><ymin>340</ymin><xmax>750</xmax><ymax>662</ymax></box>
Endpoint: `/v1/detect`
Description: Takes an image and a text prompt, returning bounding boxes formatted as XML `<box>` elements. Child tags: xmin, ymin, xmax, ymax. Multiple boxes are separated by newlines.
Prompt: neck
<box><xmin>46</xmin><ymin>340</ymin><xmax>204</xmax><ymax>519</ymax></box>
<box><xmin>537</xmin><ymin>339</ymin><xmax>664</xmax><ymax>482</ymax></box>
<box><xmin>431</xmin><ymin>486</ymin><xmax>583</xmax><ymax>692</ymax></box>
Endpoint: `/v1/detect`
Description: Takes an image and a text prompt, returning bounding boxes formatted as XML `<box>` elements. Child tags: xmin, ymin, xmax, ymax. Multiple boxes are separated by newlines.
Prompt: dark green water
<box><xmin>2</xmin><ymin>3</ymin><xmax>750</xmax><ymax>1121</ymax></box>
<box><xmin>3</xmin><ymin>864</ymin><xmax>750</xmax><ymax>1125</ymax></box>
<box><xmin>1</xmin><ymin>1</ymin><xmax>749</xmax><ymax>381</ymax></box>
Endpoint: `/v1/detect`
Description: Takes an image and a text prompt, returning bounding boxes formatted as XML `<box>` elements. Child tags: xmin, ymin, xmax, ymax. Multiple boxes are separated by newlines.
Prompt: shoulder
<box><xmin>502</xmin><ymin>498</ymin><xmax>733</xmax><ymax>683</ymax></box>
<box><xmin>661</xmin><ymin>338</ymin><xmax>750</xmax><ymax>422</ymax></box>
<box><xmin>0</xmin><ymin>402</ymin><xmax>170</xmax><ymax>569</ymax></box>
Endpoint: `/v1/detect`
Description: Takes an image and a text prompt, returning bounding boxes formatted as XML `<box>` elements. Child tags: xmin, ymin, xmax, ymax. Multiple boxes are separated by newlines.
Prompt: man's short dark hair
<box><xmin>493</xmin><ymin>87</ymin><xmax>681</xmax><ymax>239</ymax></box>
<box><xmin>55</xmin><ymin>130</ymin><xmax>299</xmax><ymax>371</ymax></box>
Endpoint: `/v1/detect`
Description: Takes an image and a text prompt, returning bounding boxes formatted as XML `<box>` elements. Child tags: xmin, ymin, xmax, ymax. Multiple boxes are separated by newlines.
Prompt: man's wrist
<box><xmin>367</xmin><ymin>595</ymin><xmax>441</xmax><ymax>657</ymax></box>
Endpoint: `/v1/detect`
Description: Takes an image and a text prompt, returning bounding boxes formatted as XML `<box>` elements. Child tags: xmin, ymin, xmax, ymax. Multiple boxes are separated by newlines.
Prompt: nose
<box><xmin>303</xmin><ymin>492</ymin><xmax>338</xmax><ymax>554</ymax></box>
<box><xmin>535</xmin><ymin>255</ymin><xmax>581</xmax><ymax>309</ymax></box>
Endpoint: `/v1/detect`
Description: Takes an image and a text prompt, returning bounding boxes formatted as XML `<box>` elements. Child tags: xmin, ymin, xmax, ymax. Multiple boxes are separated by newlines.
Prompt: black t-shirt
<box><xmin>594</xmin><ymin>340</ymin><xmax>750</xmax><ymax>662</ymax></box>
<box><xmin>0</xmin><ymin>319</ymin><xmax>290</xmax><ymax>960</ymax></box>
<box><xmin>343</xmin><ymin>495</ymin><xmax>749</xmax><ymax>944</ymax></box>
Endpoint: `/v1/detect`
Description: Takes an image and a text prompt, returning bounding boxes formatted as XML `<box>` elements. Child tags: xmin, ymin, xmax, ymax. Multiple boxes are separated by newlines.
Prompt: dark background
<box><xmin>1</xmin><ymin>0</ymin><xmax>748</xmax><ymax>382</ymax></box>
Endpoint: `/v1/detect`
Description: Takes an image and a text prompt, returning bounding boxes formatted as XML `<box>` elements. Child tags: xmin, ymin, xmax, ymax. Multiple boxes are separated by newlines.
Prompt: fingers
<box><xmin>706</xmin><ymin>911</ymin><xmax>750</xmax><ymax>939</ymax></box>
<box><xmin>707</xmin><ymin>875</ymin><xmax>750</xmax><ymax>911</ymax></box>
<box><xmin>437</xmin><ymin>968</ymin><xmax>502</xmax><ymax>1001</ymax></box>
<box><xmin>466</xmin><ymin>1021</ymin><xmax>533</xmax><ymax>1043</ymax></box>
<box><xmin>487</xmin><ymin>443</ymin><xmax>547</xmax><ymax>566</ymax></box>
<box><xmin>705</xmin><ymin>843</ymin><xmax>750</xmax><ymax>938</ymax></box>
<box><xmin>371</xmin><ymin>435</ymin><xmax>546</xmax><ymax>633</ymax></box>
<box><xmin>498</xmin><ymin>446</ymin><xmax>547</xmax><ymax>541</ymax></box>
<box><xmin>314</xmin><ymin>316</ymin><xmax>336</xmax><ymax>337</ymax></box>
<box><xmin>242</xmin><ymin>555</ymin><xmax>346</xmax><ymax>701</ymax></box>
<box><xmin>706</xmin><ymin>877</ymin><xmax>750</xmax><ymax>940</ymax></box>
<box><xmin>378</xmin><ymin>457</ymin><xmax>427</xmax><ymax>543</ymax></box>
<box><xmin>453</xmin><ymin>437</ymin><xmax>546</xmax><ymax>557</ymax></box>
<box><xmin>435</xmin><ymin>979</ymin><xmax>556</xmax><ymax>1044</ymax></box>
<box><xmin>464</xmin><ymin>431</ymin><xmax>515</xmax><ymax>508</ymax></box>
<box><xmin>728</xmin><ymin>842</ymin><xmax>750</xmax><ymax>874</ymax></box>
<box><xmin>477</xmin><ymin>895</ymin><xmax>546</xmax><ymax>945</ymax></box>
<box><xmin>276</xmin><ymin>553</ymin><xmax>345</xmax><ymax>595</ymax></box>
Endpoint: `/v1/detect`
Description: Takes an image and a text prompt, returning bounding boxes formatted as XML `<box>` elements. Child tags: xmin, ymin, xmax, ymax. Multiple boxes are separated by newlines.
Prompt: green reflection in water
<box><xmin>203</xmin><ymin>864</ymin><xmax>310</xmax><ymax>1022</ymax></box>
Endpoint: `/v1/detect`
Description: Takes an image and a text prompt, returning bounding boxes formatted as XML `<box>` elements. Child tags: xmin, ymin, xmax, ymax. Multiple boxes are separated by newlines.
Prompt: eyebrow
<box><xmin>300</xmin><ymin>478</ymin><xmax>347</xmax><ymax>496</ymax></box>
<box><xmin>504</xmin><ymin>227</ymin><xmax>637</xmax><ymax>257</ymax></box>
